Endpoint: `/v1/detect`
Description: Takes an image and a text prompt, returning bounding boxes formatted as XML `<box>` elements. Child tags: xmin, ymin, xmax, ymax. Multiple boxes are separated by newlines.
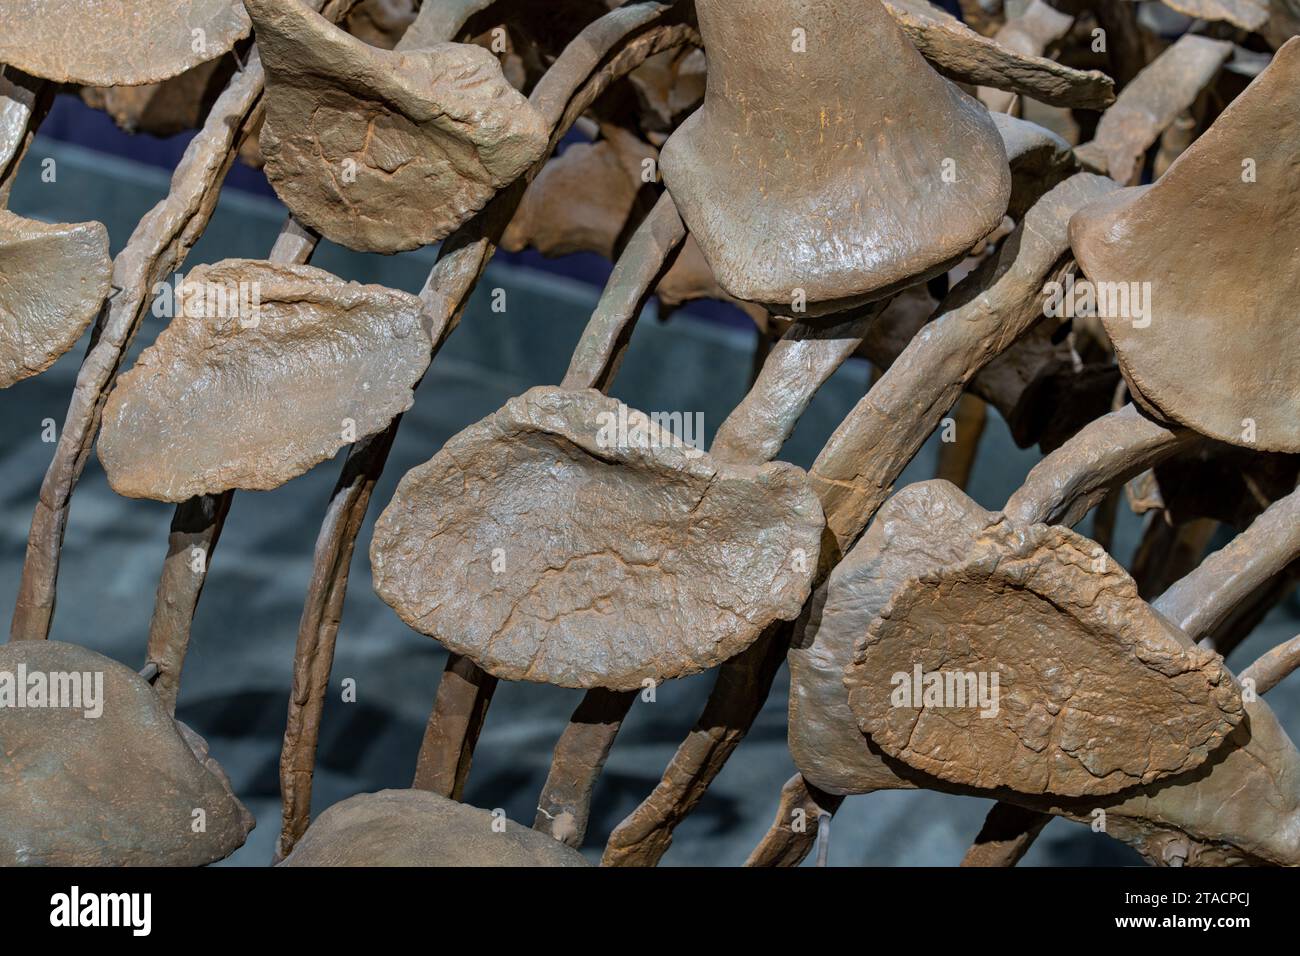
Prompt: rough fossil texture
<box><xmin>80</xmin><ymin>57</ymin><xmax>232</xmax><ymax>138</ymax></box>
<box><xmin>502</xmin><ymin>127</ymin><xmax>656</xmax><ymax>260</ymax></box>
<box><xmin>1071</xmin><ymin>38</ymin><xmax>1300</xmax><ymax>453</ymax></box>
<box><xmin>247</xmin><ymin>0</ymin><xmax>549</xmax><ymax>253</ymax></box>
<box><xmin>845</xmin><ymin>522</ymin><xmax>1243</xmax><ymax>798</ymax></box>
<box><xmin>0</xmin><ymin>210</ymin><xmax>112</xmax><ymax>389</ymax></box>
<box><xmin>0</xmin><ymin>641</ymin><xmax>253</xmax><ymax>866</ymax></box>
<box><xmin>660</xmin><ymin>0</ymin><xmax>1010</xmax><ymax>314</ymax></box>
<box><xmin>1082</xmin><ymin>697</ymin><xmax>1300</xmax><ymax>866</ymax></box>
<box><xmin>279</xmin><ymin>789</ymin><xmax>590</xmax><ymax>866</ymax></box>
<box><xmin>790</xmin><ymin>481</ymin><xmax>989</xmax><ymax>796</ymax></box>
<box><xmin>0</xmin><ymin>0</ymin><xmax>251</xmax><ymax>87</ymax></box>
<box><xmin>98</xmin><ymin>259</ymin><xmax>430</xmax><ymax>502</ymax></box>
<box><xmin>371</xmin><ymin>386</ymin><xmax>824</xmax><ymax>691</ymax></box>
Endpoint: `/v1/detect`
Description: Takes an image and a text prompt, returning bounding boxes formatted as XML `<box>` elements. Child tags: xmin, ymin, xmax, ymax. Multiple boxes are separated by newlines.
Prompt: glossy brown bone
<box><xmin>97</xmin><ymin>259</ymin><xmax>430</xmax><ymax>502</ymax></box>
<box><xmin>660</xmin><ymin>0</ymin><xmax>1010</xmax><ymax>314</ymax></box>
<box><xmin>0</xmin><ymin>211</ymin><xmax>111</xmax><ymax>389</ymax></box>
<box><xmin>279</xmin><ymin>790</ymin><xmax>590</xmax><ymax>866</ymax></box>
<box><xmin>246</xmin><ymin>0</ymin><xmax>550</xmax><ymax>252</ymax></box>
<box><xmin>0</xmin><ymin>641</ymin><xmax>253</xmax><ymax>865</ymax></box>
<box><xmin>1071</xmin><ymin>38</ymin><xmax>1300</xmax><ymax>452</ymax></box>
<box><xmin>0</xmin><ymin>0</ymin><xmax>250</xmax><ymax>87</ymax></box>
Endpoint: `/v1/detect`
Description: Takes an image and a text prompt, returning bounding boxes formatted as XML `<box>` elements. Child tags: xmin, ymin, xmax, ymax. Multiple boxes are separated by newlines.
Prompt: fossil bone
<box><xmin>660</xmin><ymin>0</ymin><xmax>1010</xmax><ymax>314</ymax></box>
<box><xmin>0</xmin><ymin>641</ymin><xmax>253</xmax><ymax>865</ymax></box>
<box><xmin>0</xmin><ymin>211</ymin><xmax>112</xmax><ymax>389</ymax></box>
<box><xmin>1071</xmin><ymin>38</ymin><xmax>1300</xmax><ymax>452</ymax></box>
<box><xmin>245</xmin><ymin>0</ymin><xmax>550</xmax><ymax>253</ymax></box>
<box><xmin>0</xmin><ymin>0</ymin><xmax>251</xmax><ymax>87</ymax></box>
<box><xmin>279</xmin><ymin>789</ymin><xmax>590</xmax><ymax>866</ymax></box>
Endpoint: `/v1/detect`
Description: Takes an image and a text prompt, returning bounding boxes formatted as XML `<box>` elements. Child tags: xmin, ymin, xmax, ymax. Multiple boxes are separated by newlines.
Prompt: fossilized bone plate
<box><xmin>1086</xmin><ymin>697</ymin><xmax>1300</xmax><ymax>866</ymax></box>
<box><xmin>247</xmin><ymin>0</ymin><xmax>549</xmax><ymax>253</ymax></box>
<box><xmin>845</xmin><ymin>522</ymin><xmax>1243</xmax><ymax>798</ymax></box>
<box><xmin>98</xmin><ymin>259</ymin><xmax>430</xmax><ymax>502</ymax></box>
<box><xmin>80</xmin><ymin>57</ymin><xmax>231</xmax><ymax>138</ymax></box>
<box><xmin>280</xmin><ymin>789</ymin><xmax>590</xmax><ymax>866</ymax></box>
<box><xmin>372</xmin><ymin>386</ymin><xmax>824</xmax><ymax>690</ymax></box>
<box><xmin>0</xmin><ymin>210</ymin><xmax>112</xmax><ymax>389</ymax></box>
<box><xmin>0</xmin><ymin>641</ymin><xmax>253</xmax><ymax>866</ymax></box>
<box><xmin>0</xmin><ymin>0</ymin><xmax>250</xmax><ymax>86</ymax></box>
<box><xmin>789</xmin><ymin>480</ymin><xmax>990</xmax><ymax>796</ymax></box>
<box><xmin>502</xmin><ymin>127</ymin><xmax>656</xmax><ymax>260</ymax></box>
<box><xmin>1070</xmin><ymin>39</ymin><xmax>1300</xmax><ymax>453</ymax></box>
<box><xmin>661</xmin><ymin>0</ymin><xmax>1009</xmax><ymax>314</ymax></box>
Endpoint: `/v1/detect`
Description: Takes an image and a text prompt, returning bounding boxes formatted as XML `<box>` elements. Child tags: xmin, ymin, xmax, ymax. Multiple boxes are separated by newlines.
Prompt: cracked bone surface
<box><xmin>0</xmin><ymin>210</ymin><xmax>112</xmax><ymax>389</ymax></box>
<box><xmin>1071</xmin><ymin>38</ymin><xmax>1300</xmax><ymax>453</ymax></box>
<box><xmin>0</xmin><ymin>0</ymin><xmax>251</xmax><ymax>87</ymax></box>
<box><xmin>371</xmin><ymin>386</ymin><xmax>824</xmax><ymax>691</ymax></box>
<box><xmin>0</xmin><ymin>641</ymin><xmax>253</xmax><ymax>865</ymax></box>
<box><xmin>844</xmin><ymin>517</ymin><xmax>1243</xmax><ymax>798</ymax></box>
<box><xmin>659</xmin><ymin>0</ymin><xmax>1010</xmax><ymax>315</ymax></box>
<box><xmin>279</xmin><ymin>789</ymin><xmax>590</xmax><ymax>866</ymax></box>
<box><xmin>244</xmin><ymin>0</ymin><xmax>549</xmax><ymax>253</ymax></box>
<box><xmin>97</xmin><ymin>259</ymin><xmax>431</xmax><ymax>502</ymax></box>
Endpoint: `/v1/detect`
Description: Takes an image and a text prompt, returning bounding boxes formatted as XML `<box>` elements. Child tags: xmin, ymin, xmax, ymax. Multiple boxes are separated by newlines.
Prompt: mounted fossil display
<box><xmin>0</xmin><ymin>0</ymin><xmax>1297</xmax><ymax>877</ymax></box>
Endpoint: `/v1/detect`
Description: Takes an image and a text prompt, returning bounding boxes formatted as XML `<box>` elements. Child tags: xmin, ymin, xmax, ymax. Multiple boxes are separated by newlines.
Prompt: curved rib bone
<box><xmin>274</xmin><ymin>1</ymin><xmax>699</xmax><ymax>859</ymax></box>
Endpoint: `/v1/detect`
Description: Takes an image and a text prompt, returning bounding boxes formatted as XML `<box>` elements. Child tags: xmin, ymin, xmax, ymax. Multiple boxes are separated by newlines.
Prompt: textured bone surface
<box><xmin>280</xmin><ymin>789</ymin><xmax>590</xmax><ymax>866</ymax></box>
<box><xmin>371</xmin><ymin>386</ymin><xmax>824</xmax><ymax>690</ymax></box>
<box><xmin>845</xmin><ymin>521</ymin><xmax>1243</xmax><ymax>797</ymax></box>
<box><xmin>98</xmin><ymin>259</ymin><xmax>430</xmax><ymax>502</ymax></box>
<box><xmin>80</xmin><ymin>58</ymin><xmax>231</xmax><ymax>138</ymax></box>
<box><xmin>0</xmin><ymin>0</ymin><xmax>250</xmax><ymax>86</ymax></box>
<box><xmin>1084</xmin><ymin>698</ymin><xmax>1300</xmax><ymax>866</ymax></box>
<box><xmin>790</xmin><ymin>481</ymin><xmax>987</xmax><ymax>795</ymax></box>
<box><xmin>1070</xmin><ymin>39</ymin><xmax>1300</xmax><ymax>452</ymax></box>
<box><xmin>502</xmin><ymin>127</ymin><xmax>656</xmax><ymax>260</ymax></box>
<box><xmin>0</xmin><ymin>641</ymin><xmax>253</xmax><ymax>866</ymax></box>
<box><xmin>247</xmin><ymin>0</ymin><xmax>549</xmax><ymax>253</ymax></box>
<box><xmin>884</xmin><ymin>0</ymin><xmax>1115</xmax><ymax>108</ymax></box>
<box><xmin>0</xmin><ymin>211</ymin><xmax>112</xmax><ymax>389</ymax></box>
<box><xmin>660</xmin><ymin>0</ymin><xmax>1010</xmax><ymax>314</ymax></box>
<box><xmin>1075</xmin><ymin>34</ymin><xmax>1231</xmax><ymax>184</ymax></box>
